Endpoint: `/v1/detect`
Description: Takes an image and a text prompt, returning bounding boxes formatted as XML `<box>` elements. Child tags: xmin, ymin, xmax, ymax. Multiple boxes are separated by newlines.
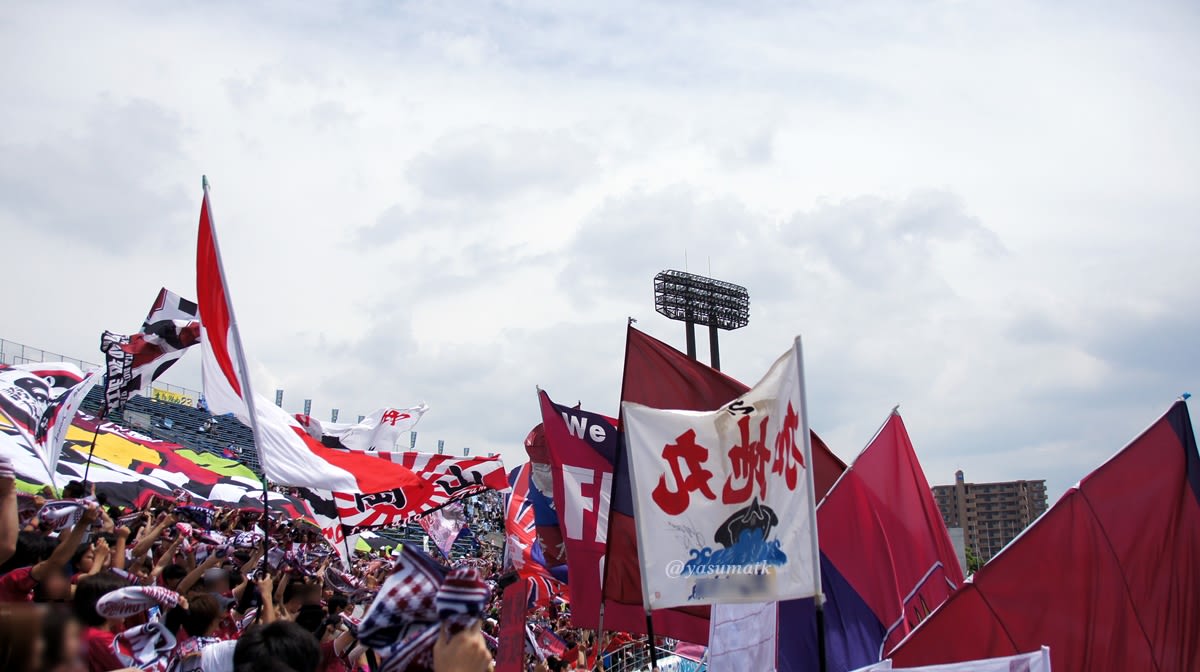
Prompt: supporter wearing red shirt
<box><xmin>0</xmin><ymin>503</ymin><xmax>98</xmax><ymax>602</ymax></box>
<box><xmin>73</xmin><ymin>572</ymin><xmax>131</xmax><ymax>672</ymax></box>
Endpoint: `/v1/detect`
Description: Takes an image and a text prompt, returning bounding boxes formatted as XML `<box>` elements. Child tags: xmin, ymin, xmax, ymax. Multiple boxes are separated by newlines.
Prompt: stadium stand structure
<box><xmin>4</xmin><ymin>338</ymin><xmax>488</xmax><ymax>559</ymax></box>
<box><xmin>77</xmin><ymin>386</ymin><xmax>486</xmax><ymax>558</ymax></box>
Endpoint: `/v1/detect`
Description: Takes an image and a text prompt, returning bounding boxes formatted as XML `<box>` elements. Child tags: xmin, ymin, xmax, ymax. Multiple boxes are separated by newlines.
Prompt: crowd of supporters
<box><xmin>0</xmin><ymin>452</ymin><xmax>622</xmax><ymax>672</ymax></box>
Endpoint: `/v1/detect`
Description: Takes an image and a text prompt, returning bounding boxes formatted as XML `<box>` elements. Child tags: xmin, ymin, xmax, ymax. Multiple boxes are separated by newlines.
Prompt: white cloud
<box><xmin>1</xmin><ymin>0</ymin><xmax>1197</xmax><ymax>501</ymax></box>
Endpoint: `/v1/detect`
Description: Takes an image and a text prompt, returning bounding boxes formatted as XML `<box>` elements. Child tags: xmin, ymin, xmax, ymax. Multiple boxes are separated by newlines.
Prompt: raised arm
<box><xmin>0</xmin><ymin>455</ymin><xmax>16</xmax><ymax>565</ymax></box>
<box><xmin>32</xmin><ymin>503</ymin><xmax>99</xmax><ymax>582</ymax></box>
<box><xmin>176</xmin><ymin>552</ymin><xmax>220</xmax><ymax>594</ymax></box>
<box><xmin>110</xmin><ymin>526</ymin><xmax>131</xmax><ymax>571</ymax></box>
<box><xmin>130</xmin><ymin>514</ymin><xmax>174</xmax><ymax>560</ymax></box>
<box><xmin>256</xmin><ymin>574</ymin><xmax>277</xmax><ymax>624</ymax></box>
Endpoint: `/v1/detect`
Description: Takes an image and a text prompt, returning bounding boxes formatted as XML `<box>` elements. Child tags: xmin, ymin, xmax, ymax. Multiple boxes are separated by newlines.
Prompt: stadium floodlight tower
<box><xmin>653</xmin><ymin>269</ymin><xmax>750</xmax><ymax>371</ymax></box>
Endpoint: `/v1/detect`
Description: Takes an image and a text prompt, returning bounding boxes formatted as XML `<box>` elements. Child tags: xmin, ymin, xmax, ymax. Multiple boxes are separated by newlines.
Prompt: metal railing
<box><xmin>0</xmin><ymin>336</ymin><xmax>203</xmax><ymax>401</ymax></box>
<box><xmin>597</xmin><ymin>642</ymin><xmax>705</xmax><ymax>672</ymax></box>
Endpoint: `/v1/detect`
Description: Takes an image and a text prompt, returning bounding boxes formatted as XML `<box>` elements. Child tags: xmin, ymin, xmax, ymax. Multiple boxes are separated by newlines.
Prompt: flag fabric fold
<box><xmin>417</xmin><ymin>501</ymin><xmax>467</xmax><ymax>559</ymax></box>
<box><xmin>622</xmin><ymin>339</ymin><xmax>821</xmax><ymax>610</ymax></box>
<box><xmin>889</xmin><ymin>400</ymin><xmax>1200</xmax><ymax>671</ymax></box>
<box><xmin>295</xmin><ymin>404</ymin><xmax>429</xmax><ymax>452</ymax></box>
<box><xmin>777</xmin><ymin>411</ymin><xmax>964</xmax><ymax>672</ymax></box>
<box><xmin>708</xmin><ymin>602</ymin><xmax>778</xmax><ymax>672</ymax></box>
<box><xmin>331</xmin><ymin>451</ymin><xmax>509</xmax><ymax>533</ymax></box>
<box><xmin>196</xmin><ymin>181</ymin><xmax>431</xmax><ymax>496</ymax></box>
<box><xmin>523</xmin><ymin>423</ymin><xmax>568</xmax><ymax>567</ymax></box>
<box><xmin>0</xmin><ymin>362</ymin><xmax>100</xmax><ymax>484</ymax></box>
<box><xmin>850</xmin><ymin>647</ymin><xmax>1052</xmax><ymax>672</ymax></box>
<box><xmin>505</xmin><ymin>463</ymin><xmax>568</xmax><ymax>608</ymax></box>
<box><xmin>101</xmin><ymin>287</ymin><xmax>201</xmax><ymax>414</ymax></box>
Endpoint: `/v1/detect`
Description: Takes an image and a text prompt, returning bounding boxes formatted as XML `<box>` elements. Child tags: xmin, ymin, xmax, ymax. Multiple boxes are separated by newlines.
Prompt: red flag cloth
<box><xmin>889</xmin><ymin>400</ymin><xmax>1200</xmax><ymax>671</ymax></box>
<box><xmin>197</xmin><ymin>183</ymin><xmax>431</xmax><ymax>495</ymax></box>
<box><xmin>494</xmin><ymin>581</ymin><xmax>528</xmax><ymax>672</ymax></box>
<box><xmin>779</xmin><ymin>411</ymin><xmax>965</xmax><ymax>671</ymax></box>
<box><xmin>539</xmin><ymin>391</ymin><xmax>705</xmax><ymax>643</ymax></box>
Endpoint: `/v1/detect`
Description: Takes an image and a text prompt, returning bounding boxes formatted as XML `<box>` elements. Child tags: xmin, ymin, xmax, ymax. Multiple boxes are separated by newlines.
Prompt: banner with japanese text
<box><xmin>622</xmin><ymin>339</ymin><xmax>819</xmax><ymax>609</ymax></box>
<box><xmin>332</xmin><ymin>451</ymin><xmax>508</xmax><ymax>533</ymax></box>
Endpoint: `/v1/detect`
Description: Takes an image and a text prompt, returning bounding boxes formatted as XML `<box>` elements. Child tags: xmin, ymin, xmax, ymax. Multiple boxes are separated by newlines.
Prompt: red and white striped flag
<box><xmin>195</xmin><ymin>178</ymin><xmax>432</xmax><ymax>495</ymax></box>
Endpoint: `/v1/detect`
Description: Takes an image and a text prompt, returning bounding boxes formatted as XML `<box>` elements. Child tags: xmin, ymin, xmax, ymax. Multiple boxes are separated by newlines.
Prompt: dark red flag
<box><xmin>495</xmin><ymin>581</ymin><xmax>529</xmax><ymax>672</ymax></box>
<box><xmin>889</xmin><ymin>400</ymin><xmax>1200</xmax><ymax>671</ymax></box>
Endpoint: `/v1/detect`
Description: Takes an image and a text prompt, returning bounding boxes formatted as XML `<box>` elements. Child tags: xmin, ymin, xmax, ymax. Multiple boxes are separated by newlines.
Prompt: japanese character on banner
<box><xmin>622</xmin><ymin>337</ymin><xmax>822</xmax><ymax>610</ymax></box>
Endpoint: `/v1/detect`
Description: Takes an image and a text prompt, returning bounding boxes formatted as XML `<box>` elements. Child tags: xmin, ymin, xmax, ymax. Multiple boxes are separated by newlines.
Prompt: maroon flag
<box><xmin>778</xmin><ymin>410</ymin><xmax>964</xmax><ymax>671</ymax></box>
<box><xmin>889</xmin><ymin>400</ymin><xmax>1200</xmax><ymax>670</ymax></box>
<box><xmin>495</xmin><ymin>581</ymin><xmax>529</xmax><ymax>672</ymax></box>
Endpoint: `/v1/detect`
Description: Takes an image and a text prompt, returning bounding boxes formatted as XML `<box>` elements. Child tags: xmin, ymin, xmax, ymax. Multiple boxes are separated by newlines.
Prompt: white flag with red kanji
<box><xmin>295</xmin><ymin>404</ymin><xmax>428</xmax><ymax>452</ymax></box>
<box><xmin>622</xmin><ymin>337</ymin><xmax>821</xmax><ymax>610</ymax></box>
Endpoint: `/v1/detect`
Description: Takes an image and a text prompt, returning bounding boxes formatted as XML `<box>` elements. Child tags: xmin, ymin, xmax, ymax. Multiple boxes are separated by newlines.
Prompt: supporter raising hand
<box><xmin>0</xmin><ymin>453</ymin><xmax>16</xmax><ymax>566</ymax></box>
<box><xmin>433</xmin><ymin>621</ymin><xmax>493</xmax><ymax>672</ymax></box>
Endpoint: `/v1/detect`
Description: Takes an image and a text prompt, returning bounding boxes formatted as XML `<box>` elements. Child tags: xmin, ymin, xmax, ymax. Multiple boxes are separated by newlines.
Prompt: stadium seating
<box><xmin>80</xmin><ymin>386</ymin><xmax>262</xmax><ymax>473</ymax></box>
<box><xmin>78</xmin><ymin>387</ymin><xmax>484</xmax><ymax>559</ymax></box>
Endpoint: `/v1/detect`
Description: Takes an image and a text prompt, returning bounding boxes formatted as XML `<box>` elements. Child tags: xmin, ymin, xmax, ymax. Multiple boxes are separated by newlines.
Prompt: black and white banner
<box><xmin>101</xmin><ymin>287</ymin><xmax>200</xmax><ymax>412</ymax></box>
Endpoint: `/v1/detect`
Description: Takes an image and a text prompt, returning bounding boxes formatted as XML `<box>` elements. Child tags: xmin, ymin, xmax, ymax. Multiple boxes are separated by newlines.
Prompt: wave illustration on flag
<box><xmin>295</xmin><ymin>404</ymin><xmax>428</xmax><ymax>452</ymax></box>
<box><xmin>0</xmin><ymin>362</ymin><xmax>101</xmax><ymax>485</ymax></box>
<box><xmin>100</xmin><ymin>287</ymin><xmax>201</xmax><ymax>414</ymax></box>
<box><xmin>195</xmin><ymin>178</ymin><xmax>432</xmax><ymax>496</ymax></box>
<box><xmin>622</xmin><ymin>336</ymin><xmax>822</xmax><ymax>610</ymax></box>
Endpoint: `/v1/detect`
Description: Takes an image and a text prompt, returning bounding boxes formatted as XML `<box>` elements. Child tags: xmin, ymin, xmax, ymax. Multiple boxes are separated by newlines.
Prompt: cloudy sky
<box><xmin>2</xmin><ymin>1</ymin><xmax>1197</xmax><ymax>501</ymax></box>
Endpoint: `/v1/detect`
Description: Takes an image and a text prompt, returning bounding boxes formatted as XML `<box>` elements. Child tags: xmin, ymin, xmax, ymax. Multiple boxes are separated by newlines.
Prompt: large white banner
<box><xmin>708</xmin><ymin>602</ymin><xmax>778</xmax><ymax>672</ymax></box>
<box><xmin>850</xmin><ymin>647</ymin><xmax>1052</xmax><ymax>672</ymax></box>
<box><xmin>622</xmin><ymin>338</ymin><xmax>820</xmax><ymax>610</ymax></box>
<box><xmin>0</xmin><ymin>362</ymin><xmax>100</xmax><ymax>484</ymax></box>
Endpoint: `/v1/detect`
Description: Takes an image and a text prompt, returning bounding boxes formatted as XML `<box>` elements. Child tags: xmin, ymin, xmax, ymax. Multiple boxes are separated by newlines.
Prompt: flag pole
<box><xmin>596</xmin><ymin>322</ymin><xmax>635</xmax><ymax>656</ymax></box>
<box><xmin>645</xmin><ymin>612</ymin><xmax>660</xmax><ymax>670</ymax></box>
<box><xmin>793</xmin><ymin>336</ymin><xmax>826</xmax><ymax>672</ymax></box>
<box><xmin>81</xmin><ymin>398</ymin><xmax>109</xmax><ymax>485</ymax></box>
<box><xmin>201</xmin><ymin>176</ymin><xmax>272</xmax><ymax>586</ymax></box>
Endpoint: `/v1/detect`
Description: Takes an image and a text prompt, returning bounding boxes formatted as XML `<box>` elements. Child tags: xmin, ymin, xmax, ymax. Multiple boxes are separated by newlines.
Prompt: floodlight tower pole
<box><xmin>685</xmin><ymin>321</ymin><xmax>697</xmax><ymax>359</ymax></box>
<box><xmin>709</xmin><ymin>323</ymin><xmax>720</xmax><ymax>370</ymax></box>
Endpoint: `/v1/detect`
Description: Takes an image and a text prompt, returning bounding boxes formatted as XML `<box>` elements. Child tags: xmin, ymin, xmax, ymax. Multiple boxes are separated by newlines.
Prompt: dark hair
<box><xmin>0</xmin><ymin>532</ymin><xmax>56</xmax><ymax>575</ymax></box>
<box><xmin>326</xmin><ymin>594</ymin><xmax>348</xmax><ymax>616</ymax></box>
<box><xmin>70</xmin><ymin>542</ymin><xmax>94</xmax><ymax>571</ymax></box>
<box><xmin>72</xmin><ymin>573</ymin><xmax>128</xmax><ymax>626</ymax></box>
<box><xmin>62</xmin><ymin>481</ymin><xmax>86</xmax><ymax>499</ymax></box>
<box><xmin>162</xmin><ymin>564</ymin><xmax>188</xmax><ymax>583</ymax></box>
<box><xmin>40</xmin><ymin>604</ymin><xmax>77</xmax><ymax>670</ymax></box>
<box><xmin>293</xmin><ymin>604</ymin><xmax>326</xmax><ymax>635</ymax></box>
<box><xmin>181</xmin><ymin>593</ymin><xmax>222</xmax><ymax>637</ymax></box>
<box><xmin>282</xmin><ymin>581</ymin><xmax>319</xmax><ymax>606</ymax></box>
<box><xmin>0</xmin><ymin>603</ymin><xmax>43</xmax><ymax>672</ymax></box>
<box><xmin>233</xmin><ymin>621</ymin><xmax>319</xmax><ymax>672</ymax></box>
